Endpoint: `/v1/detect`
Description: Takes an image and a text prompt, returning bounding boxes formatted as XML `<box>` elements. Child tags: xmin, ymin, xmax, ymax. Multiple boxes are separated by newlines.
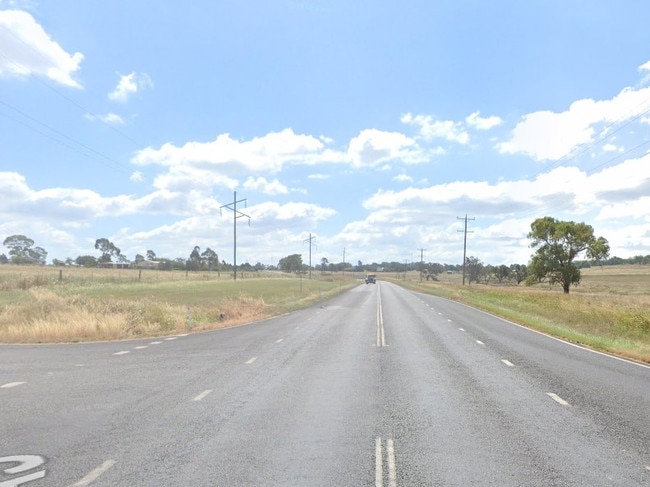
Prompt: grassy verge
<box><xmin>388</xmin><ymin>268</ymin><xmax>650</xmax><ymax>364</ymax></box>
<box><xmin>0</xmin><ymin>266</ymin><xmax>359</xmax><ymax>343</ymax></box>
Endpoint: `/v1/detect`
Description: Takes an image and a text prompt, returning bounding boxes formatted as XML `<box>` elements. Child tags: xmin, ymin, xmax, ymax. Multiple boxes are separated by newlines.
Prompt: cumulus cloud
<box><xmin>465</xmin><ymin>111</ymin><xmax>503</xmax><ymax>130</ymax></box>
<box><xmin>393</xmin><ymin>173</ymin><xmax>414</xmax><ymax>183</ymax></box>
<box><xmin>243</xmin><ymin>176</ymin><xmax>289</xmax><ymax>195</ymax></box>
<box><xmin>133</xmin><ymin>128</ymin><xmax>327</xmax><ymax>174</ymax></box>
<box><xmin>0</xmin><ymin>171</ymin><xmax>223</xmax><ymax>225</ymax></box>
<box><xmin>497</xmin><ymin>83</ymin><xmax>650</xmax><ymax>161</ymax></box>
<box><xmin>347</xmin><ymin>129</ymin><xmax>423</xmax><ymax>167</ymax></box>
<box><xmin>363</xmin><ymin>153</ymin><xmax>650</xmax><ymax>222</ymax></box>
<box><xmin>0</xmin><ymin>9</ymin><xmax>83</xmax><ymax>87</ymax></box>
<box><xmin>401</xmin><ymin>113</ymin><xmax>469</xmax><ymax>144</ymax></box>
<box><xmin>108</xmin><ymin>72</ymin><xmax>153</xmax><ymax>102</ymax></box>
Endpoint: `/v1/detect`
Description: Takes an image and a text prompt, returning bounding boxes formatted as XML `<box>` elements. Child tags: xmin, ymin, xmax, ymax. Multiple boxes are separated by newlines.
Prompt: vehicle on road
<box><xmin>365</xmin><ymin>274</ymin><xmax>376</xmax><ymax>284</ymax></box>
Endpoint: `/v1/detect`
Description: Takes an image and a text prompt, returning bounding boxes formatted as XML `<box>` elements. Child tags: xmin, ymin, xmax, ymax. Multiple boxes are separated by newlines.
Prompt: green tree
<box><xmin>509</xmin><ymin>264</ymin><xmax>528</xmax><ymax>285</ymax></box>
<box><xmin>526</xmin><ymin>217</ymin><xmax>610</xmax><ymax>294</ymax></box>
<box><xmin>201</xmin><ymin>248</ymin><xmax>218</xmax><ymax>271</ymax></box>
<box><xmin>466</xmin><ymin>256</ymin><xmax>484</xmax><ymax>284</ymax></box>
<box><xmin>279</xmin><ymin>254</ymin><xmax>303</xmax><ymax>273</ymax></box>
<box><xmin>3</xmin><ymin>235</ymin><xmax>47</xmax><ymax>264</ymax></box>
<box><xmin>75</xmin><ymin>255</ymin><xmax>98</xmax><ymax>267</ymax></box>
<box><xmin>494</xmin><ymin>264</ymin><xmax>510</xmax><ymax>284</ymax></box>
<box><xmin>94</xmin><ymin>238</ymin><xmax>121</xmax><ymax>264</ymax></box>
<box><xmin>188</xmin><ymin>246</ymin><xmax>202</xmax><ymax>271</ymax></box>
<box><xmin>146</xmin><ymin>250</ymin><xmax>157</xmax><ymax>261</ymax></box>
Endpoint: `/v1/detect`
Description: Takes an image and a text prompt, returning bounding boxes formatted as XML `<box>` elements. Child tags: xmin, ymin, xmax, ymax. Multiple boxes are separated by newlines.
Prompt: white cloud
<box><xmin>130</xmin><ymin>171</ymin><xmax>145</xmax><ymax>183</ymax></box>
<box><xmin>0</xmin><ymin>10</ymin><xmax>83</xmax><ymax>87</ymax></box>
<box><xmin>243</xmin><ymin>176</ymin><xmax>289</xmax><ymax>195</ymax></box>
<box><xmin>497</xmin><ymin>84</ymin><xmax>650</xmax><ymax>161</ymax></box>
<box><xmin>465</xmin><ymin>111</ymin><xmax>503</xmax><ymax>130</ymax></box>
<box><xmin>308</xmin><ymin>173</ymin><xmax>330</xmax><ymax>180</ymax></box>
<box><xmin>108</xmin><ymin>72</ymin><xmax>153</xmax><ymax>102</ymax></box>
<box><xmin>401</xmin><ymin>113</ymin><xmax>469</xmax><ymax>144</ymax></box>
<box><xmin>393</xmin><ymin>174</ymin><xmax>414</xmax><ymax>183</ymax></box>
<box><xmin>602</xmin><ymin>143</ymin><xmax>622</xmax><ymax>153</ymax></box>
<box><xmin>347</xmin><ymin>128</ymin><xmax>422</xmax><ymax>167</ymax></box>
<box><xmin>84</xmin><ymin>112</ymin><xmax>125</xmax><ymax>124</ymax></box>
<box><xmin>133</xmin><ymin>129</ymin><xmax>327</xmax><ymax>175</ymax></box>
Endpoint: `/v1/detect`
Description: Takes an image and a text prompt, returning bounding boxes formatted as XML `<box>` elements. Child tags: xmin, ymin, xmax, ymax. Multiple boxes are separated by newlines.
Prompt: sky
<box><xmin>1</xmin><ymin>0</ymin><xmax>650</xmax><ymax>268</ymax></box>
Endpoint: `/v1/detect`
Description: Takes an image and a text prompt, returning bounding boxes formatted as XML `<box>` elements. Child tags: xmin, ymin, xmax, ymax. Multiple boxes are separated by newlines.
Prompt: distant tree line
<box><xmin>0</xmin><ymin>217</ymin><xmax>643</xmax><ymax>293</ymax></box>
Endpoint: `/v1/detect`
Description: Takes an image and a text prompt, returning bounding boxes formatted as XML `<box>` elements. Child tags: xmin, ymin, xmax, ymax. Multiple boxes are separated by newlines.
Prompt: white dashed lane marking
<box><xmin>113</xmin><ymin>351</ymin><xmax>130</xmax><ymax>356</ymax></box>
<box><xmin>192</xmin><ymin>390</ymin><xmax>212</xmax><ymax>402</ymax></box>
<box><xmin>501</xmin><ymin>359</ymin><xmax>515</xmax><ymax>367</ymax></box>
<box><xmin>547</xmin><ymin>392</ymin><xmax>571</xmax><ymax>407</ymax></box>
<box><xmin>150</xmin><ymin>341</ymin><xmax>163</xmax><ymax>345</ymax></box>
<box><xmin>71</xmin><ymin>459</ymin><xmax>116</xmax><ymax>487</ymax></box>
<box><xmin>245</xmin><ymin>357</ymin><xmax>257</xmax><ymax>364</ymax></box>
<box><xmin>1</xmin><ymin>381</ymin><xmax>26</xmax><ymax>389</ymax></box>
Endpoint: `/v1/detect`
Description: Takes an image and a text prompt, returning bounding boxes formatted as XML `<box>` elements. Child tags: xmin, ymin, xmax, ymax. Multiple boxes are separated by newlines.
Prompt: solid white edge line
<box><xmin>70</xmin><ymin>459</ymin><xmax>116</xmax><ymax>487</ymax></box>
<box><xmin>193</xmin><ymin>390</ymin><xmax>212</xmax><ymax>401</ymax></box>
<box><xmin>1</xmin><ymin>381</ymin><xmax>26</xmax><ymax>388</ymax></box>
<box><xmin>375</xmin><ymin>437</ymin><xmax>383</xmax><ymax>487</ymax></box>
<box><xmin>547</xmin><ymin>392</ymin><xmax>571</xmax><ymax>407</ymax></box>
<box><xmin>387</xmin><ymin>439</ymin><xmax>397</xmax><ymax>487</ymax></box>
<box><xmin>423</xmin><ymin>295</ymin><xmax>650</xmax><ymax>369</ymax></box>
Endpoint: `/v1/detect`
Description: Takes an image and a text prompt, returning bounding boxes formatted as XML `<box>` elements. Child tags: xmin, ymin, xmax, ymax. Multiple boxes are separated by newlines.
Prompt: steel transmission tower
<box><xmin>303</xmin><ymin>233</ymin><xmax>316</xmax><ymax>279</ymax></box>
<box><xmin>220</xmin><ymin>191</ymin><xmax>250</xmax><ymax>281</ymax></box>
<box><xmin>457</xmin><ymin>214</ymin><xmax>475</xmax><ymax>285</ymax></box>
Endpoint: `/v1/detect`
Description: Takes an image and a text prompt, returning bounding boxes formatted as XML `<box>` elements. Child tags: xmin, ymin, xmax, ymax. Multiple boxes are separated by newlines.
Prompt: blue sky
<box><xmin>1</xmin><ymin>0</ymin><xmax>650</xmax><ymax>268</ymax></box>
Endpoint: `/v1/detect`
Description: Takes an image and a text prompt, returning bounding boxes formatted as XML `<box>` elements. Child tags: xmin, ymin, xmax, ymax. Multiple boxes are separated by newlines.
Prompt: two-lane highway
<box><xmin>1</xmin><ymin>281</ymin><xmax>648</xmax><ymax>486</ymax></box>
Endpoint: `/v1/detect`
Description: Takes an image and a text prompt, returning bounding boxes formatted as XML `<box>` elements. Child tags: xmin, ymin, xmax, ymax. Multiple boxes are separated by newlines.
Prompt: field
<box><xmin>0</xmin><ymin>265</ymin><xmax>359</xmax><ymax>343</ymax></box>
<box><xmin>1</xmin><ymin>264</ymin><xmax>648</xmax><ymax>364</ymax></box>
<box><xmin>389</xmin><ymin>265</ymin><xmax>650</xmax><ymax>363</ymax></box>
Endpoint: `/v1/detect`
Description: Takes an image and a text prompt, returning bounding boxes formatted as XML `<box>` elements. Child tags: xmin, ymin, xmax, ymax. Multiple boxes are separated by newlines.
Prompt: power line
<box><xmin>303</xmin><ymin>233</ymin><xmax>316</xmax><ymax>280</ymax></box>
<box><xmin>417</xmin><ymin>248</ymin><xmax>426</xmax><ymax>281</ymax></box>
<box><xmin>457</xmin><ymin>215</ymin><xmax>474</xmax><ymax>286</ymax></box>
<box><xmin>219</xmin><ymin>191</ymin><xmax>250</xmax><ymax>281</ymax></box>
<box><xmin>0</xmin><ymin>99</ymin><xmax>131</xmax><ymax>174</ymax></box>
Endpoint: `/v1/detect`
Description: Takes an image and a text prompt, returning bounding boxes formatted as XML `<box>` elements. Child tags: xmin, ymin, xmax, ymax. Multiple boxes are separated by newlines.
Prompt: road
<box><xmin>1</xmin><ymin>281</ymin><xmax>648</xmax><ymax>486</ymax></box>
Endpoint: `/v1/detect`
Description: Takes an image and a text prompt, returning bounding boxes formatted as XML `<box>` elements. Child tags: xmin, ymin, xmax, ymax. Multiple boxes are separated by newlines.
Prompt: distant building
<box><xmin>136</xmin><ymin>260</ymin><xmax>160</xmax><ymax>269</ymax></box>
<box><xmin>100</xmin><ymin>262</ymin><xmax>132</xmax><ymax>269</ymax></box>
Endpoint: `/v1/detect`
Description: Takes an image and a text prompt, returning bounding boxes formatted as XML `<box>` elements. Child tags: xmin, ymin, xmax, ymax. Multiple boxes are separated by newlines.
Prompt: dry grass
<box><xmin>0</xmin><ymin>266</ymin><xmax>358</xmax><ymax>343</ymax></box>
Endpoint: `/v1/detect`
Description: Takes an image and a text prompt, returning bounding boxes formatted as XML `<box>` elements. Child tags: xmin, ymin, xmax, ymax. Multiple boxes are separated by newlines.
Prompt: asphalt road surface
<box><xmin>1</xmin><ymin>281</ymin><xmax>648</xmax><ymax>486</ymax></box>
